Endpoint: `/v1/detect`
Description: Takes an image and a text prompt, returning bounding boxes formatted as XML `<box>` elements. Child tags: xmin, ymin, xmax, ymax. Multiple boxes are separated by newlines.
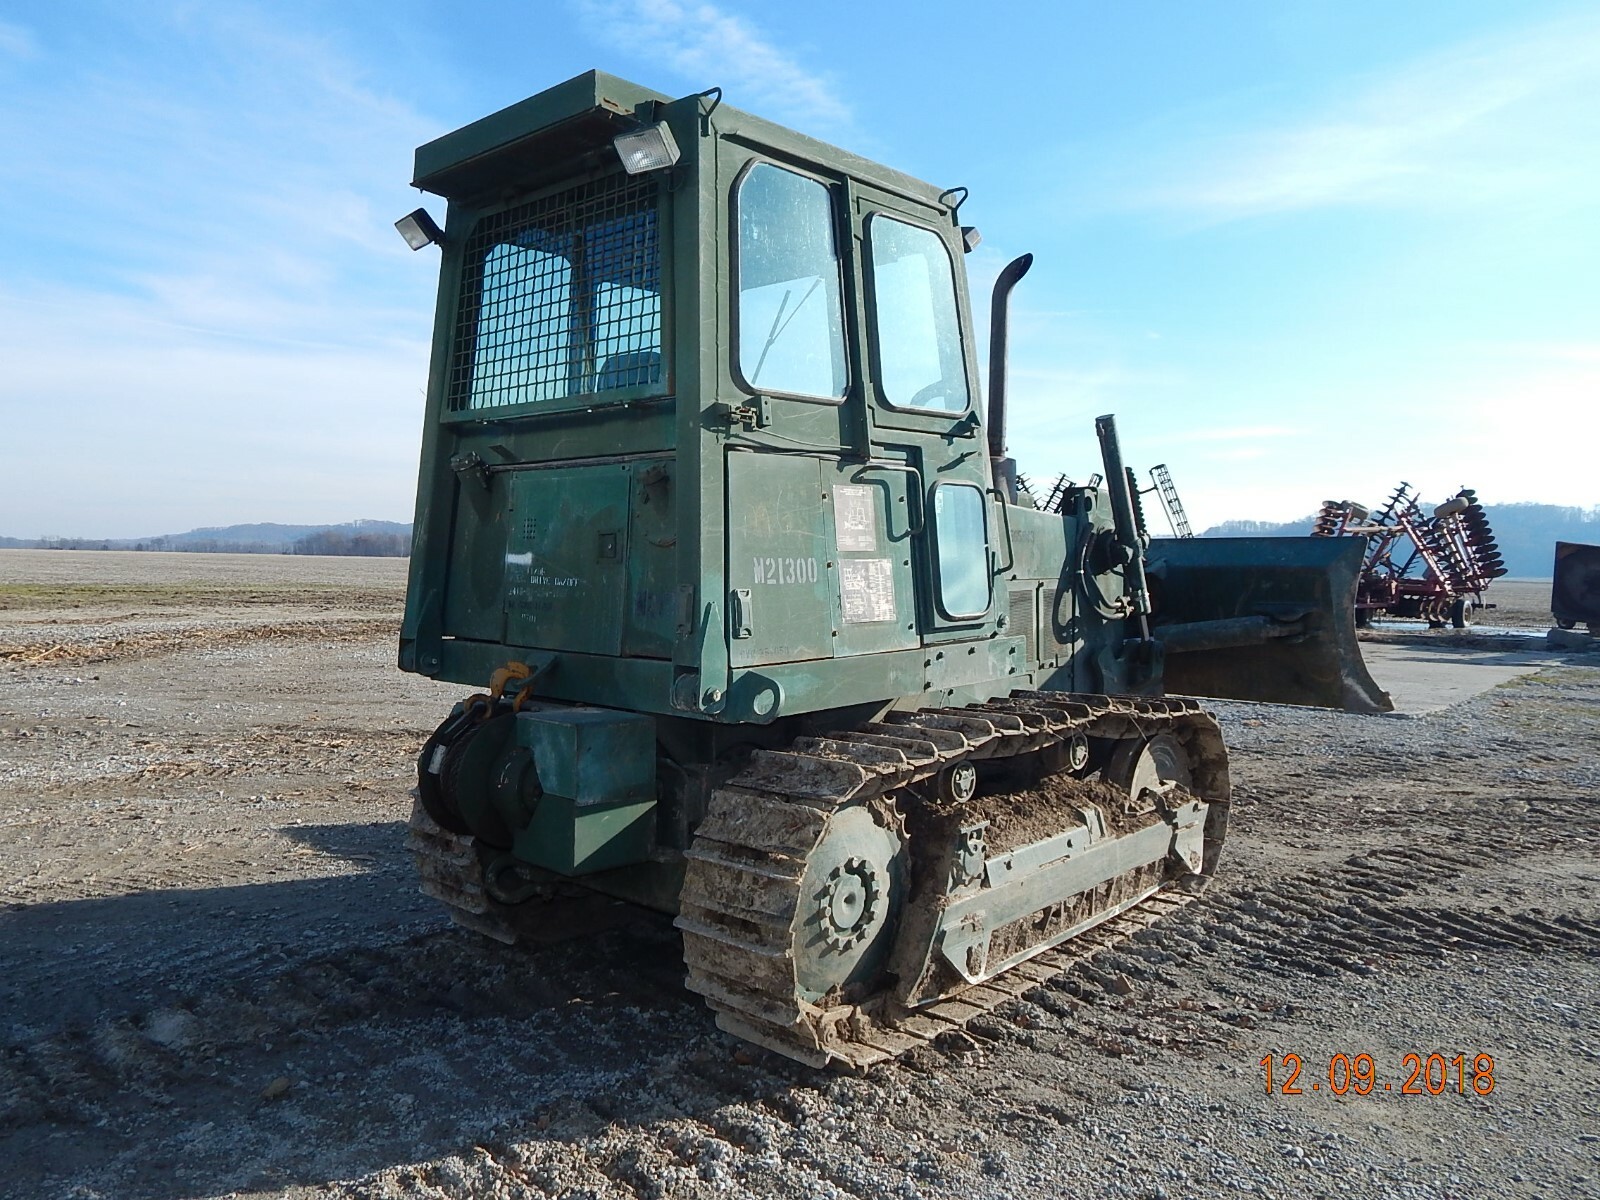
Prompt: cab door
<box><xmin>848</xmin><ymin>187</ymin><xmax>996</xmax><ymax>637</ymax></box>
<box><xmin>722</xmin><ymin>155</ymin><xmax>918</xmax><ymax>663</ymax></box>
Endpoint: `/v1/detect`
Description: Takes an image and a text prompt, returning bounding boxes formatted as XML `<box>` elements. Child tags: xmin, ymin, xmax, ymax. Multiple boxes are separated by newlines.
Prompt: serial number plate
<box><xmin>751</xmin><ymin>556</ymin><xmax>819</xmax><ymax>585</ymax></box>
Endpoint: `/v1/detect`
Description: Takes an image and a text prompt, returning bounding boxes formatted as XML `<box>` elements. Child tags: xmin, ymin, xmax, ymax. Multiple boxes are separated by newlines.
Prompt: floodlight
<box><xmin>613</xmin><ymin>122</ymin><xmax>681</xmax><ymax>175</ymax></box>
<box><xmin>395</xmin><ymin>208</ymin><xmax>445</xmax><ymax>250</ymax></box>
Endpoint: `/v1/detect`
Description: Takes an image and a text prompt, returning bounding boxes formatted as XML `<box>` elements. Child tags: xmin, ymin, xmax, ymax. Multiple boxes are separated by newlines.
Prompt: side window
<box><xmin>735</xmin><ymin>163</ymin><xmax>848</xmax><ymax>400</ymax></box>
<box><xmin>867</xmin><ymin>216</ymin><xmax>969</xmax><ymax>413</ymax></box>
<box><xmin>932</xmin><ymin>484</ymin><xmax>991</xmax><ymax>618</ymax></box>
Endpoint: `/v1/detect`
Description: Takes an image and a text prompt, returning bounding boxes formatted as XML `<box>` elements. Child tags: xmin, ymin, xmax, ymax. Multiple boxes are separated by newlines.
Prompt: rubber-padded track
<box><xmin>407</xmin><ymin>794</ymin><xmax>523</xmax><ymax>944</ymax></box>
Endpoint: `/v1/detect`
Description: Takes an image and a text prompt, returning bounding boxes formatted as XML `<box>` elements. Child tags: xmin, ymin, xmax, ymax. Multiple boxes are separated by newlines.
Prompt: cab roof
<box><xmin>411</xmin><ymin>68</ymin><xmax>952</xmax><ymax>216</ymax></box>
<box><xmin>412</xmin><ymin>70</ymin><xmax>670</xmax><ymax>199</ymax></box>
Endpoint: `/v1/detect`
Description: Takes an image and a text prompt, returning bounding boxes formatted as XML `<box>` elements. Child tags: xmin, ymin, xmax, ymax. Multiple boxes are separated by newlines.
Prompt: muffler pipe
<box><xmin>988</xmin><ymin>254</ymin><xmax>1034</xmax><ymax>467</ymax></box>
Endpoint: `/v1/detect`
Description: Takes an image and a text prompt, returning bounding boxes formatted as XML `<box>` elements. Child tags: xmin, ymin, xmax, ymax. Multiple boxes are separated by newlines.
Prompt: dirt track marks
<box><xmin>6</xmin><ymin>832</ymin><xmax>1595</xmax><ymax>1199</ymax></box>
<box><xmin>1155</xmin><ymin>846</ymin><xmax>1600</xmax><ymax>982</ymax></box>
<box><xmin>0</xmin><ymin>616</ymin><xmax>399</xmax><ymax>666</ymax></box>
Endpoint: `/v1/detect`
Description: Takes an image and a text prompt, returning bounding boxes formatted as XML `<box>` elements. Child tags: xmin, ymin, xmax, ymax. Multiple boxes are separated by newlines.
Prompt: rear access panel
<box><xmin>504</xmin><ymin>465</ymin><xmax>631</xmax><ymax>655</ymax></box>
<box><xmin>727</xmin><ymin>453</ymin><xmax>834</xmax><ymax>667</ymax></box>
<box><xmin>726</xmin><ymin>453</ymin><xmax>920</xmax><ymax>666</ymax></box>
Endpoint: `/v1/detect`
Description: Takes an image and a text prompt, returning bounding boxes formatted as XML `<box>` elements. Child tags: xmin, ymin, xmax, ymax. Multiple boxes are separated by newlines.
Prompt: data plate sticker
<box><xmin>839</xmin><ymin>558</ymin><xmax>897</xmax><ymax>623</ymax></box>
<box><xmin>834</xmin><ymin>484</ymin><xmax>878</xmax><ymax>553</ymax></box>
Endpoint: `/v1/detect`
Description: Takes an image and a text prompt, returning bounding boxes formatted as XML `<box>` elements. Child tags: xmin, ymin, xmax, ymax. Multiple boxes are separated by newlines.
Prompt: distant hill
<box><xmin>7</xmin><ymin>520</ymin><xmax>412</xmax><ymax>557</ymax></box>
<box><xmin>166</xmin><ymin>521</ymin><xmax>409</xmax><ymax>547</ymax></box>
<box><xmin>1197</xmin><ymin>518</ymin><xmax>1313</xmax><ymax>538</ymax></box>
<box><xmin>9</xmin><ymin>504</ymin><xmax>1599</xmax><ymax>574</ymax></box>
<box><xmin>1198</xmin><ymin>503</ymin><xmax>1600</xmax><ymax>578</ymax></box>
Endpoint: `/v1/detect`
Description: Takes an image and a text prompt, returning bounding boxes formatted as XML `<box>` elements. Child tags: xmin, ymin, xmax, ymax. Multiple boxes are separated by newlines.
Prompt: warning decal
<box><xmin>839</xmin><ymin>558</ymin><xmax>897</xmax><ymax>623</ymax></box>
<box><xmin>833</xmin><ymin>484</ymin><xmax>878</xmax><ymax>553</ymax></box>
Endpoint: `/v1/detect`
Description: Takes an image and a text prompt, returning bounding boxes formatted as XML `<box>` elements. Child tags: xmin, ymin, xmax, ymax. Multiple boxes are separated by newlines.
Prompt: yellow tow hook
<box><xmin>461</xmin><ymin>660</ymin><xmax>536</xmax><ymax>722</ymax></box>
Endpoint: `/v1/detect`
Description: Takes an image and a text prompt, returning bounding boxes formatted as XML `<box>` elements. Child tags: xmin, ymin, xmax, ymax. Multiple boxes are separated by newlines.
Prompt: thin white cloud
<box><xmin>1457</xmin><ymin>343</ymin><xmax>1600</xmax><ymax>455</ymax></box>
<box><xmin>4</xmin><ymin>9</ymin><xmax>435</xmax><ymax>345</ymax></box>
<box><xmin>0</xmin><ymin>18</ymin><xmax>38</xmax><ymax>59</ymax></box>
<box><xmin>1166</xmin><ymin>343</ymin><xmax>1600</xmax><ymax>524</ymax></box>
<box><xmin>1199</xmin><ymin>446</ymin><xmax>1272</xmax><ymax>463</ymax></box>
<box><xmin>1150</xmin><ymin>12</ymin><xmax>1600</xmax><ymax>217</ymax></box>
<box><xmin>1499</xmin><ymin>341</ymin><xmax>1600</xmax><ymax>366</ymax></box>
<box><xmin>574</xmin><ymin>0</ymin><xmax>851</xmax><ymax>130</ymax></box>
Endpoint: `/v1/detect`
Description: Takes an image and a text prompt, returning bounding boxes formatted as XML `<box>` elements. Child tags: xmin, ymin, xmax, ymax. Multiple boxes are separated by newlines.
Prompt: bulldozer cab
<box><xmin>400</xmin><ymin>70</ymin><xmax>1389</xmax><ymax>724</ymax></box>
<box><xmin>400</xmin><ymin>72</ymin><xmax>1010</xmax><ymax>724</ymax></box>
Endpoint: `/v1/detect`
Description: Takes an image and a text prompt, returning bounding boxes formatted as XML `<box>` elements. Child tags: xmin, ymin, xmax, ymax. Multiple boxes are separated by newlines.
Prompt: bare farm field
<box><xmin>2</xmin><ymin>550</ymin><xmax>1599</xmax><ymax>1200</ymax></box>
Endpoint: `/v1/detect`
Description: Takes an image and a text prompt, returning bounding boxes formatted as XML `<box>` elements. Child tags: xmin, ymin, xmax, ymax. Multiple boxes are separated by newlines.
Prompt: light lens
<box><xmin>613</xmin><ymin>122</ymin><xmax>681</xmax><ymax>175</ymax></box>
<box><xmin>395</xmin><ymin>208</ymin><xmax>443</xmax><ymax>250</ymax></box>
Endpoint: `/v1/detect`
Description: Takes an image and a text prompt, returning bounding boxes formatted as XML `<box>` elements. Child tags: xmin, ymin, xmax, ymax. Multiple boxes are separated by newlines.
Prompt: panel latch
<box><xmin>715</xmin><ymin>396</ymin><xmax>771</xmax><ymax>429</ymax></box>
<box><xmin>729</xmin><ymin>587</ymin><xmax>753</xmax><ymax>638</ymax></box>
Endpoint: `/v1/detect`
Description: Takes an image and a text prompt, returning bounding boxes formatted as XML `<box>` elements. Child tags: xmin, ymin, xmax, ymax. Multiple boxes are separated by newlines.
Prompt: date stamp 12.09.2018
<box><xmin>1259</xmin><ymin>1052</ymin><xmax>1496</xmax><ymax>1097</ymax></box>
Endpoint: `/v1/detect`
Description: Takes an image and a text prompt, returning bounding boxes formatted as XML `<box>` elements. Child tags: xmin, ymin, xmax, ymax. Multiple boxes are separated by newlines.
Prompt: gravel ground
<box><xmin>1458</xmin><ymin>579</ymin><xmax>1555</xmax><ymax>630</ymax></box>
<box><xmin>2</xmin><ymin>551</ymin><xmax>1597</xmax><ymax>1200</ymax></box>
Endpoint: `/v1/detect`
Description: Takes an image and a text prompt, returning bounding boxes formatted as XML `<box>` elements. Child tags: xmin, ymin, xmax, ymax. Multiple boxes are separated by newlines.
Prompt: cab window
<box><xmin>451</xmin><ymin>173</ymin><xmax>663</xmax><ymax>412</ymax></box>
<box><xmin>932</xmin><ymin>483</ymin><xmax>990</xmax><ymax>618</ymax></box>
<box><xmin>867</xmin><ymin>216</ymin><xmax>969</xmax><ymax>413</ymax></box>
<box><xmin>735</xmin><ymin>163</ymin><xmax>848</xmax><ymax>400</ymax></box>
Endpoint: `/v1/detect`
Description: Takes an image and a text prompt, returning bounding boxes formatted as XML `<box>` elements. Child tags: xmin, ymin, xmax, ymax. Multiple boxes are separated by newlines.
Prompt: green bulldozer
<box><xmin>396</xmin><ymin>71</ymin><xmax>1390</xmax><ymax>1067</ymax></box>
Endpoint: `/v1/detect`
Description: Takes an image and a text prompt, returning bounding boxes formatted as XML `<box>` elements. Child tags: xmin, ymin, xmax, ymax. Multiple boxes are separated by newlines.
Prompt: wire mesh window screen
<box><xmin>449</xmin><ymin>173</ymin><xmax>664</xmax><ymax>412</ymax></box>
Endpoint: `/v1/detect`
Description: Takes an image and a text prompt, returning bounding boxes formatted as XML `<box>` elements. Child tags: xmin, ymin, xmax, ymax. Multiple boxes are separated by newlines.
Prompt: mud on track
<box><xmin>2</xmin><ymin>550</ymin><xmax>1599</xmax><ymax>1200</ymax></box>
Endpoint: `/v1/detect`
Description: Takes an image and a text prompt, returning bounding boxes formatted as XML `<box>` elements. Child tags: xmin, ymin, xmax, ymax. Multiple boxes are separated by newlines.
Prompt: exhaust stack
<box><xmin>987</xmin><ymin>254</ymin><xmax>1033</xmax><ymax>497</ymax></box>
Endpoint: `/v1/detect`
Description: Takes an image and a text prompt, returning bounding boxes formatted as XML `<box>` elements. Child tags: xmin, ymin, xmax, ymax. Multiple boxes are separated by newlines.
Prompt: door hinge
<box><xmin>450</xmin><ymin>451</ymin><xmax>491</xmax><ymax>490</ymax></box>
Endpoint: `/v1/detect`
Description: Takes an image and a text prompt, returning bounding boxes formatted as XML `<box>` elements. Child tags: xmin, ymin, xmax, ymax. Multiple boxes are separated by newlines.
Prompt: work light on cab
<box><xmin>613</xmin><ymin>121</ymin><xmax>680</xmax><ymax>175</ymax></box>
<box><xmin>394</xmin><ymin>208</ymin><xmax>445</xmax><ymax>250</ymax></box>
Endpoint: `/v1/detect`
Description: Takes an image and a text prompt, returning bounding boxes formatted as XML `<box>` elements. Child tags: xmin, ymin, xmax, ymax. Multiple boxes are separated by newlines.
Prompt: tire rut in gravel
<box><xmin>0</xmin><ymin>922</ymin><xmax>688</xmax><ymax>1136</ymax></box>
<box><xmin>1147</xmin><ymin>844</ymin><xmax>1600</xmax><ymax>988</ymax></box>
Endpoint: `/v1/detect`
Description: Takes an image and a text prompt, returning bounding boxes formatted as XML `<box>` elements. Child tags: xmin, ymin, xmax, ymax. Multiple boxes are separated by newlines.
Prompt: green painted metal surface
<box><xmin>413</xmin><ymin>72</ymin><xmax>671</xmax><ymax>199</ymax></box>
<box><xmin>515</xmin><ymin>707</ymin><xmax>655</xmax><ymax>805</ymax></box>
<box><xmin>512</xmin><ymin>793</ymin><xmax>658</xmax><ymax>876</ymax></box>
<box><xmin>510</xmin><ymin>706</ymin><xmax>657</xmax><ymax>874</ymax></box>
<box><xmin>1146</xmin><ymin>536</ymin><xmax>1392</xmax><ymax>713</ymax></box>
<box><xmin>726</xmin><ymin>453</ymin><xmax>835</xmax><ymax>667</ymax></box>
<box><xmin>504</xmin><ymin>466</ymin><xmax>632</xmax><ymax>656</ymax></box>
<box><xmin>400</xmin><ymin>69</ymin><xmax>1011</xmax><ymax>724</ymax></box>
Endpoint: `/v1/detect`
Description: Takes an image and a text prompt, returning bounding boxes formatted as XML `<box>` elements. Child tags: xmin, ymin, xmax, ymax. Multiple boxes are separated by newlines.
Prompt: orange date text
<box><xmin>1258</xmin><ymin>1052</ymin><xmax>1496</xmax><ymax>1097</ymax></box>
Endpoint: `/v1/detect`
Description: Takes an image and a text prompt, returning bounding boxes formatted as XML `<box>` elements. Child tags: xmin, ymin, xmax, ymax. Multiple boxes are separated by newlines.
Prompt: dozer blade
<box><xmin>1145</xmin><ymin>536</ymin><xmax>1392</xmax><ymax>714</ymax></box>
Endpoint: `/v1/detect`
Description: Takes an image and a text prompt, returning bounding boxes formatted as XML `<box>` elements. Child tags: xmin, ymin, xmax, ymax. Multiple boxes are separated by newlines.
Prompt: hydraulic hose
<box><xmin>1094</xmin><ymin>414</ymin><xmax>1152</xmax><ymax>642</ymax></box>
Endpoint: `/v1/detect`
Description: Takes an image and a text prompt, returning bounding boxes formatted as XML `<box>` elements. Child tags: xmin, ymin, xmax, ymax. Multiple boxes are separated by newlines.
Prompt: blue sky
<box><xmin>2</xmin><ymin>1</ymin><xmax>1596</xmax><ymax>538</ymax></box>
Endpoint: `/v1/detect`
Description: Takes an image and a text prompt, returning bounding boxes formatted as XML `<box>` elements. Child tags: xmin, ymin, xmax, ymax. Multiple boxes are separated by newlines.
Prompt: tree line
<box><xmin>20</xmin><ymin>532</ymin><xmax>410</xmax><ymax>556</ymax></box>
<box><xmin>291</xmin><ymin>530</ymin><xmax>410</xmax><ymax>556</ymax></box>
